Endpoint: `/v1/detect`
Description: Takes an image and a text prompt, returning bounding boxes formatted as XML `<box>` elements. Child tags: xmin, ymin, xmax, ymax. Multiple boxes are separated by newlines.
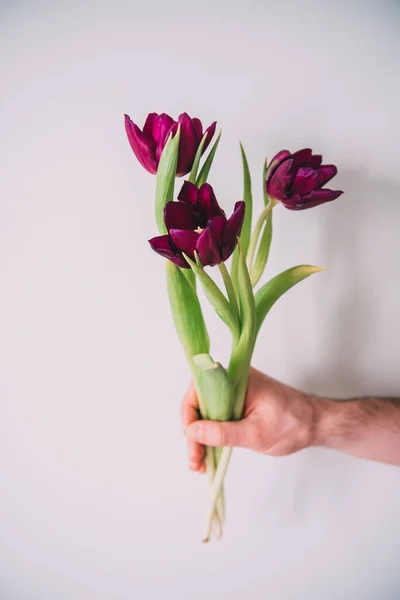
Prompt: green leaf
<box><xmin>250</xmin><ymin>209</ymin><xmax>273</xmax><ymax>287</ymax></box>
<box><xmin>155</xmin><ymin>129</ymin><xmax>180</xmax><ymax>234</ymax></box>
<box><xmin>262</xmin><ymin>157</ymin><xmax>269</xmax><ymax>205</ymax></box>
<box><xmin>230</xmin><ymin>142</ymin><xmax>254</xmax><ymax>290</ymax></box>
<box><xmin>182</xmin><ymin>265</ymin><xmax>196</xmax><ymax>288</ymax></box>
<box><xmin>166</xmin><ymin>261</ymin><xmax>210</xmax><ymax>368</ymax></box>
<box><xmin>188</xmin><ymin>132</ymin><xmax>208</xmax><ymax>184</ymax></box>
<box><xmin>192</xmin><ymin>354</ymin><xmax>234</xmax><ymax>421</ymax></box>
<box><xmin>183</xmin><ymin>253</ymin><xmax>240</xmax><ymax>341</ymax></box>
<box><xmin>239</xmin><ymin>142</ymin><xmax>253</xmax><ymax>257</ymax></box>
<box><xmin>218</xmin><ymin>262</ymin><xmax>239</xmax><ymax>322</ymax></box>
<box><xmin>228</xmin><ymin>242</ymin><xmax>256</xmax><ymax>396</ymax></box>
<box><xmin>255</xmin><ymin>265</ymin><xmax>326</xmax><ymax>336</ymax></box>
<box><xmin>196</xmin><ymin>130</ymin><xmax>221</xmax><ymax>187</ymax></box>
<box><xmin>237</xmin><ymin>241</ymin><xmax>256</xmax><ymax>344</ymax></box>
<box><xmin>230</xmin><ymin>247</ymin><xmax>239</xmax><ymax>291</ymax></box>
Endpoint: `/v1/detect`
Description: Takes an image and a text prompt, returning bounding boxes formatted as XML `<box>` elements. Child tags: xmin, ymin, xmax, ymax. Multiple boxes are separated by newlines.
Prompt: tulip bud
<box><xmin>265</xmin><ymin>148</ymin><xmax>343</xmax><ymax>210</ymax></box>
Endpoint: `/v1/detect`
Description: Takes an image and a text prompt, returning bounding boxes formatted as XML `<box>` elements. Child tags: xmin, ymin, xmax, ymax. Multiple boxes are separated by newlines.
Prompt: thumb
<box><xmin>186</xmin><ymin>419</ymin><xmax>248</xmax><ymax>448</ymax></box>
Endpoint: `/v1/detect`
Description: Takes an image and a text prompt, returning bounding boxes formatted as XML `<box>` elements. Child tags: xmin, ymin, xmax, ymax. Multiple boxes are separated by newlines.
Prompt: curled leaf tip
<box><xmin>307</xmin><ymin>265</ymin><xmax>328</xmax><ymax>273</ymax></box>
<box><xmin>182</xmin><ymin>252</ymin><xmax>195</xmax><ymax>268</ymax></box>
<box><xmin>194</xmin><ymin>251</ymin><xmax>203</xmax><ymax>267</ymax></box>
<box><xmin>295</xmin><ymin>265</ymin><xmax>328</xmax><ymax>278</ymax></box>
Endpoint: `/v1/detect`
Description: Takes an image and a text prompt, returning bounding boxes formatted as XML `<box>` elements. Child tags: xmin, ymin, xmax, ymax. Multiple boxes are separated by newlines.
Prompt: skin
<box><xmin>182</xmin><ymin>367</ymin><xmax>400</xmax><ymax>471</ymax></box>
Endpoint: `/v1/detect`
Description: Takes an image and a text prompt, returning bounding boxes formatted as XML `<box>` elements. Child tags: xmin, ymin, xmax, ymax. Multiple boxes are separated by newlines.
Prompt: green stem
<box><xmin>246</xmin><ymin>200</ymin><xmax>276</xmax><ymax>273</ymax></box>
<box><xmin>204</xmin><ymin>447</ymin><xmax>224</xmax><ymax>538</ymax></box>
<box><xmin>213</xmin><ymin>447</ymin><xmax>225</xmax><ymax>524</ymax></box>
<box><xmin>203</xmin><ymin>244</ymin><xmax>255</xmax><ymax>541</ymax></box>
<box><xmin>218</xmin><ymin>262</ymin><xmax>239</xmax><ymax>321</ymax></box>
<box><xmin>203</xmin><ymin>447</ymin><xmax>232</xmax><ymax>542</ymax></box>
<box><xmin>192</xmin><ymin>367</ymin><xmax>225</xmax><ymax>532</ymax></box>
<box><xmin>202</xmin><ymin>366</ymin><xmax>250</xmax><ymax>542</ymax></box>
<box><xmin>232</xmin><ymin>367</ymin><xmax>250</xmax><ymax>419</ymax></box>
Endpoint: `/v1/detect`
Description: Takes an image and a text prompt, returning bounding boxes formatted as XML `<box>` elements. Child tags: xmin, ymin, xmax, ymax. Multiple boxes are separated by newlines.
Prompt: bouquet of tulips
<box><xmin>124</xmin><ymin>111</ymin><xmax>343</xmax><ymax>541</ymax></box>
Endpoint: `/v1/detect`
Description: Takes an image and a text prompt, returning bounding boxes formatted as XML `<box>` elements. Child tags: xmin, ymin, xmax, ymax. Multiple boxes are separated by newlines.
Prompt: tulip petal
<box><xmin>164</xmin><ymin>201</ymin><xmax>198</xmax><ymax>231</ymax></box>
<box><xmin>203</xmin><ymin>121</ymin><xmax>217</xmax><ymax>152</ymax></box>
<box><xmin>198</xmin><ymin>183</ymin><xmax>226</xmax><ymax>225</ymax></box>
<box><xmin>306</xmin><ymin>188</ymin><xmax>343</xmax><ymax>203</ymax></box>
<box><xmin>221</xmin><ymin>201</ymin><xmax>245</xmax><ymax>261</ymax></box>
<box><xmin>196</xmin><ymin>227</ymin><xmax>221</xmax><ymax>267</ymax></box>
<box><xmin>169</xmin><ymin>229</ymin><xmax>199</xmax><ymax>259</ymax></box>
<box><xmin>152</xmin><ymin>113</ymin><xmax>176</xmax><ymax>163</ymax></box>
<box><xmin>290</xmin><ymin>167</ymin><xmax>320</xmax><ymax>195</ymax></box>
<box><xmin>191</xmin><ymin>117</ymin><xmax>203</xmax><ymax>140</ymax></box>
<box><xmin>143</xmin><ymin>112</ymin><xmax>158</xmax><ymax>138</ymax></box>
<box><xmin>316</xmin><ymin>164</ymin><xmax>338</xmax><ymax>188</ymax></box>
<box><xmin>207</xmin><ymin>216</ymin><xmax>226</xmax><ymax>247</ymax></box>
<box><xmin>291</xmin><ymin>148</ymin><xmax>313</xmax><ymax>168</ymax></box>
<box><xmin>267</xmin><ymin>159</ymin><xmax>293</xmax><ymax>200</ymax></box>
<box><xmin>152</xmin><ymin>113</ymin><xmax>175</xmax><ymax>143</ymax></box>
<box><xmin>283</xmin><ymin>189</ymin><xmax>343</xmax><ymax>210</ymax></box>
<box><xmin>308</xmin><ymin>154</ymin><xmax>322</xmax><ymax>168</ymax></box>
<box><xmin>148</xmin><ymin>234</ymin><xmax>188</xmax><ymax>268</ymax></box>
<box><xmin>177</xmin><ymin>112</ymin><xmax>192</xmax><ymax>124</ymax></box>
<box><xmin>124</xmin><ymin>114</ymin><xmax>158</xmax><ymax>174</ymax></box>
<box><xmin>265</xmin><ymin>150</ymin><xmax>291</xmax><ymax>182</ymax></box>
<box><xmin>177</xmin><ymin>180</ymin><xmax>199</xmax><ymax>207</ymax></box>
<box><xmin>176</xmin><ymin>113</ymin><xmax>198</xmax><ymax>177</ymax></box>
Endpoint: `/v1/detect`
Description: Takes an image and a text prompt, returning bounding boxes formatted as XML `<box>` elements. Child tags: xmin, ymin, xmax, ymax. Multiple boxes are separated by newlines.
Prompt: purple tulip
<box><xmin>164</xmin><ymin>181</ymin><xmax>226</xmax><ymax>231</ymax></box>
<box><xmin>148</xmin><ymin>183</ymin><xmax>245</xmax><ymax>268</ymax></box>
<box><xmin>265</xmin><ymin>148</ymin><xmax>343</xmax><ymax>210</ymax></box>
<box><xmin>124</xmin><ymin>112</ymin><xmax>217</xmax><ymax>177</ymax></box>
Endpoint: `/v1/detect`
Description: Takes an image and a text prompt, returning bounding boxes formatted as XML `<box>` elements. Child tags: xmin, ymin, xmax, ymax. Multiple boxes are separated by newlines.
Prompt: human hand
<box><xmin>181</xmin><ymin>367</ymin><xmax>316</xmax><ymax>472</ymax></box>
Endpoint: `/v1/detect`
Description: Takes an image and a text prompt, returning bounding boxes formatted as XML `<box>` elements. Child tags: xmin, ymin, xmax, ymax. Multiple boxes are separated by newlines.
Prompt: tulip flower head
<box><xmin>265</xmin><ymin>148</ymin><xmax>343</xmax><ymax>210</ymax></box>
<box><xmin>149</xmin><ymin>182</ymin><xmax>245</xmax><ymax>268</ymax></box>
<box><xmin>125</xmin><ymin>112</ymin><xmax>216</xmax><ymax>177</ymax></box>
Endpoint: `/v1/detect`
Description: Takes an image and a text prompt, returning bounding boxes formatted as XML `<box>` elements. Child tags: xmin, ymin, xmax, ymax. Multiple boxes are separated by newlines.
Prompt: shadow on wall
<box><xmin>298</xmin><ymin>168</ymin><xmax>400</xmax><ymax>399</ymax></box>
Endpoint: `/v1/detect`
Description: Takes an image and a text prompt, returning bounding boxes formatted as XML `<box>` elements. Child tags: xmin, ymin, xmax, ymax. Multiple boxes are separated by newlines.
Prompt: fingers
<box><xmin>181</xmin><ymin>381</ymin><xmax>205</xmax><ymax>472</ymax></box>
<box><xmin>186</xmin><ymin>419</ymin><xmax>254</xmax><ymax>449</ymax></box>
<box><xmin>187</xmin><ymin>437</ymin><xmax>206</xmax><ymax>472</ymax></box>
<box><xmin>180</xmin><ymin>381</ymin><xmax>199</xmax><ymax>432</ymax></box>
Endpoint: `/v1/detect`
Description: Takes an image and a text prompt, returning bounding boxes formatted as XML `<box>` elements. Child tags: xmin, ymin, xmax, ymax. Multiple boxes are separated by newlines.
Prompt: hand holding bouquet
<box><xmin>124</xmin><ymin>111</ymin><xmax>343</xmax><ymax>541</ymax></box>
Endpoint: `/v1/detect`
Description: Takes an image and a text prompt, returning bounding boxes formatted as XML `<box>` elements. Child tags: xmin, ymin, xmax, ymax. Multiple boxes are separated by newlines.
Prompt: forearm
<box><xmin>312</xmin><ymin>395</ymin><xmax>400</xmax><ymax>466</ymax></box>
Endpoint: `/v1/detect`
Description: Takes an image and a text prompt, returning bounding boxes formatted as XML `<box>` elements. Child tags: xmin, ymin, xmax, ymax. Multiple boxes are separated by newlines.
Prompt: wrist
<box><xmin>308</xmin><ymin>396</ymin><xmax>332</xmax><ymax>447</ymax></box>
<box><xmin>310</xmin><ymin>395</ymin><xmax>352</xmax><ymax>449</ymax></box>
<box><xmin>284</xmin><ymin>391</ymin><xmax>325</xmax><ymax>453</ymax></box>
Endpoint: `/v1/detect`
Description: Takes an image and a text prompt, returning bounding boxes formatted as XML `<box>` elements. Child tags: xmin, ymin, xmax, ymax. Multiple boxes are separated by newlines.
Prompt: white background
<box><xmin>1</xmin><ymin>1</ymin><xmax>400</xmax><ymax>598</ymax></box>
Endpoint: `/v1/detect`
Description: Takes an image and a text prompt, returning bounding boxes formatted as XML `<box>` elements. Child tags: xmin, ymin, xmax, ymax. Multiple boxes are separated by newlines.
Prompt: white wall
<box><xmin>1</xmin><ymin>1</ymin><xmax>400</xmax><ymax>598</ymax></box>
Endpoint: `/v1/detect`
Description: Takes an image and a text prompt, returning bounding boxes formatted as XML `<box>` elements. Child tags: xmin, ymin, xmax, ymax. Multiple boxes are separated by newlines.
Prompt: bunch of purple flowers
<box><xmin>124</xmin><ymin>110</ymin><xmax>343</xmax><ymax>541</ymax></box>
